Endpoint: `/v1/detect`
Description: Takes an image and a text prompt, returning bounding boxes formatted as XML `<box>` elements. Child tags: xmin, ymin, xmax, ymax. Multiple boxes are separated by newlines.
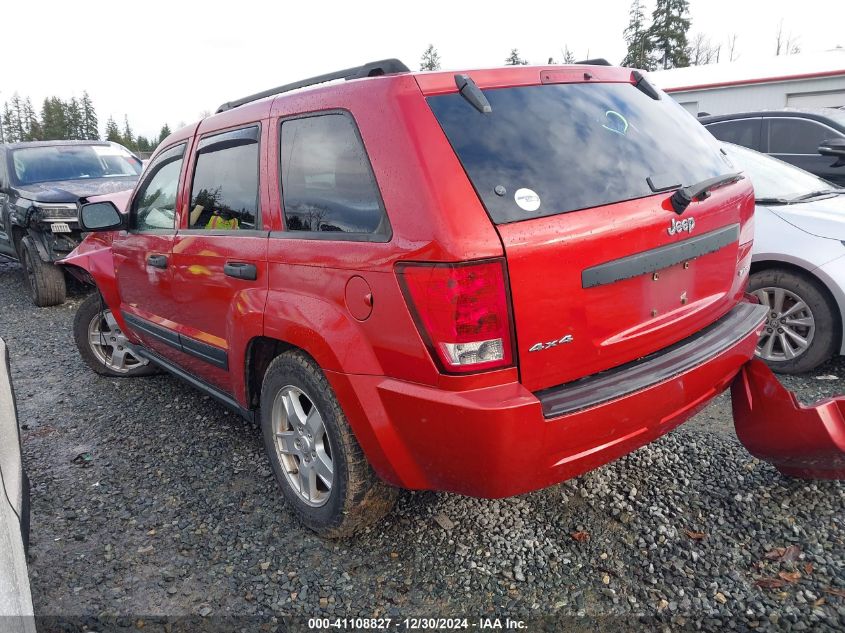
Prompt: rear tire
<box><xmin>260</xmin><ymin>350</ymin><xmax>397</xmax><ymax>538</ymax></box>
<box><xmin>19</xmin><ymin>236</ymin><xmax>66</xmax><ymax>307</ymax></box>
<box><xmin>748</xmin><ymin>268</ymin><xmax>838</xmax><ymax>374</ymax></box>
<box><xmin>73</xmin><ymin>293</ymin><xmax>158</xmax><ymax>377</ymax></box>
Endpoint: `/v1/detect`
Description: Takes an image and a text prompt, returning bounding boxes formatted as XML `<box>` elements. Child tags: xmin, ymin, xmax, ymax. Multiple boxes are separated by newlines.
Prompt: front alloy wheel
<box><xmin>747</xmin><ymin>268</ymin><xmax>838</xmax><ymax>374</ymax></box>
<box><xmin>73</xmin><ymin>293</ymin><xmax>158</xmax><ymax>377</ymax></box>
<box><xmin>751</xmin><ymin>286</ymin><xmax>816</xmax><ymax>363</ymax></box>
<box><xmin>87</xmin><ymin>309</ymin><xmax>147</xmax><ymax>374</ymax></box>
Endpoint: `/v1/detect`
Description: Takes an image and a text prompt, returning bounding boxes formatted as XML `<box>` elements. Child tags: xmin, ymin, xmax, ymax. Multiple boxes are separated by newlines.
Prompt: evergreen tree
<box><xmin>122</xmin><ymin>115</ymin><xmax>135</xmax><ymax>150</ymax></box>
<box><xmin>10</xmin><ymin>94</ymin><xmax>27</xmax><ymax>142</ymax></box>
<box><xmin>66</xmin><ymin>97</ymin><xmax>83</xmax><ymax>139</ymax></box>
<box><xmin>22</xmin><ymin>98</ymin><xmax>41</xmax><ymax>141</ymax></box>
<box><xmin>420</xmin><ymin>44</ymin><xmax>441</xmax><ymax>71</ymax></box>
<box><xmin>621</xmin><ymin>0</ymin><xmax>654</xmax><ymax>70</ymax></box>
<box><xmin>41</xmin><ymin>97</ymin><xmax>69</xmax><ymax>140</ymax></box>
<box><xmin>80</xmin><ymin>91</ymin><xmax>99</xmax><ymax>140</ymax></box>
<box><xmin>158</xmin><ymin>124</ymin><xmax>172</xmax><ymax>145</ymax></box>
<box><xmin>1</xmin><ymin>101</ymin><xmax>18</xmax><ymax>143</ymax></box>
<box><xmin>647</xmin><ymin>0</ymin><xmax>691</xmax><ymax>69</ymax></box>
<box><xmin>505</xmin><ymin>48</ymin><xmax>528</xmax><ymax>65</ymax></box>
<box><xmin>105</xmin><ymin>117</ymin><xmax>122</xmax><ymax>143</ymax></box>
<box><xmin>136</xmin><ymin>136</ymin><xmax>151</xmax><ymax>153</ymax></box>
<box><xmin>562</xmin><ymin>46</ymin><xmax>576</xmax><ymax>64</ymax></box>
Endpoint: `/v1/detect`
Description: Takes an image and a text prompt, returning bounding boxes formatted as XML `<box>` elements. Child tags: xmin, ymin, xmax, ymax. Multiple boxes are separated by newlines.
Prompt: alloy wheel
<box><xmin>271</xmin><ymin>385</ymin><xmax>334</xmax><ymax>507</ymax></box>
<box><xmin>87</xmin><ymin>309</ymin><xmax>145</xmax><ymax>373</ymax></box>
<box><xmin>751</xmin><ymin>286</ymin><xmax>816</xmax><ymax>362</ymax></box>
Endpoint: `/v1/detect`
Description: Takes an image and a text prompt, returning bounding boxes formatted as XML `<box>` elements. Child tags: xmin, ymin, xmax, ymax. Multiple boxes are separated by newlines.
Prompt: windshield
<box><xmin>427</xmin><ymin>82</ymin><xmax>731</xmax><ymax>224</ymax></box>
<box><xmin>10</xmin><ymin>144</ymin><xmax>142</xmax><ymax>186</ymax></box>
<box><xmin>721</xmin><ymin>143</ymin><xmax>838</xmax><ymax>201</ymax></box>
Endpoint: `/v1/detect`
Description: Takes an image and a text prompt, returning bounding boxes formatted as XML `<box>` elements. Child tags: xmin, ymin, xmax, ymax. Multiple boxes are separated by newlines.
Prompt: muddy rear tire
<box><xmin>260</xmin><ymin>350</ymin><xmax>398</xmax><ymax>538</ymax></box>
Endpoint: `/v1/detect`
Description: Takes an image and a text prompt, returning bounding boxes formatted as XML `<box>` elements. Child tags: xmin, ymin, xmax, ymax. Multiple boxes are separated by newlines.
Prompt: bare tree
<box><xmin>689</xmin><ymin>33</ymin><xmax>721</xmax><ymax>66</ymax></box>
<box><xmin>727</xmin><ymin>34</ymin><xmax>739</xmax><ymax>61</ymax></box>
<box><xmin>775</xmin><ymin>19</ymin><xmax>801</xmax><ymax>56</ymax></box>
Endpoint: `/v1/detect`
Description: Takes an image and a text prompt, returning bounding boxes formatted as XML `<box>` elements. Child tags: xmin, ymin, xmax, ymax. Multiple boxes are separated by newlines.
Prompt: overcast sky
<box><xmin>1</xmin><ymin>0</ymin><xmax>841</xmax><ymax>139</ymax></box>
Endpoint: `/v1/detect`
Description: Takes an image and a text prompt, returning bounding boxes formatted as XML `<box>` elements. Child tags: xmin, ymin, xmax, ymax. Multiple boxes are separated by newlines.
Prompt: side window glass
<box><xmin>768</xmin><ymin>119</ymin><xmax>831</xmax><ymax>154</ymax></box>
<box><xmin>131</xmin><ymin>143</ymin><xmax>185</xmax><ymax>231</ymax></box>
<box><xmin>188</xmin><ymin>126</ymin><xmax>259</xmax><ymax>230</ymax></box>
<box><xmin>706</xmin><ymin>120</ymin><xmax>758</xmax><ymax>150</ymax></box>
<box><xmin>280</xmin><ymin>113</ymin><xmax>388</xmax><ymax>236</ymax></box>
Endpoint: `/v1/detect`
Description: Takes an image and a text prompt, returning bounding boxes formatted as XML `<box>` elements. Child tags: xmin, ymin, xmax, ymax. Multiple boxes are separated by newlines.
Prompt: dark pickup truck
<box><xmin>0</xmin><ymin>140</ymin><xmax>141</xmax><ymax>306</ymax></box>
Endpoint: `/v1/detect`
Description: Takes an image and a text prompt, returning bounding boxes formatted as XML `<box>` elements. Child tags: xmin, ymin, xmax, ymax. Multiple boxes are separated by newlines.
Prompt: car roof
<box><xmin>699</xmin><ymin>108</ymin><xmax>845</xmax><ymax>130</ymax></box>
<box><xmin>157</xmin><ymin>62</ymin><xmax>634</xmax><ymax>152</ymax></box>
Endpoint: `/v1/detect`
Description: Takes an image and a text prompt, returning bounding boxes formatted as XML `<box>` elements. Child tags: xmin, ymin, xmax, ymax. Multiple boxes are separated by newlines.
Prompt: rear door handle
<box><xmin>224</xmin><ymin>261</ymin><xmax>257</xmax><ymax>281</ymax></box>
<box><xmin>147</xmin><ymin>254</ymin><xmax>167</xmax><ymax>269</ymax></box>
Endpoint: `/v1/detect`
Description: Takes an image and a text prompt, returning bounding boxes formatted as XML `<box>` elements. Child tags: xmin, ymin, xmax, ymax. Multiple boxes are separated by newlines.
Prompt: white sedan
<box><xmin>723</xmin><ymin>143</ymin><xmax>845</xmax><ymax>373</ymax></box>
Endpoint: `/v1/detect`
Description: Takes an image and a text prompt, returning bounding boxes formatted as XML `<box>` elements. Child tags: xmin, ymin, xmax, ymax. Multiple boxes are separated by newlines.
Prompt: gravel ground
<box><xmin>2</xmin><ymin>258</ymin><xmax>844</xmax><ymax>632</ymax></box>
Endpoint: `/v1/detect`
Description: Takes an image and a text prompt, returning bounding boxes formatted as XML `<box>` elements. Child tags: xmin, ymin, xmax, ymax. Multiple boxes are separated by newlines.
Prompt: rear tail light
<box><xmin>396</xmin><ymin>259</ymin><xmax>515</xmax><ymax>373</ymax></box>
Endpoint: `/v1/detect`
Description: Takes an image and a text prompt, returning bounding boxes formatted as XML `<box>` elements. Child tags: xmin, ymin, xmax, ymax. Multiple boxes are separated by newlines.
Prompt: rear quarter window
<box><xmin>427</xmin><ymin>82</ymin><xmax>731</xmax><ymax>224</ymax></box>
<box><xmin>279</xmin><ymin>112</ymin><xmax>390</xmax><ymax>239</ymax></box>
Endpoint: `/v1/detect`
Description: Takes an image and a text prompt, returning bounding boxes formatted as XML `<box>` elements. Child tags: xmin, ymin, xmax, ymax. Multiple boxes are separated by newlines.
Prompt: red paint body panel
<box><xmin>732</xmin><ymin>360</ymin><xmax>845</xmax><ymax>480</ymax></box>
<box><xmin>65</xmin><ymin>63</ymin><xmax>832</xmax><ymax>497</ymax></box>
<box><xmin>335</xmin><ymin>312</ymin><xmax>762</xmax><ymax>495</ymax></box>
<box><xmin>498</xmin><ymin>183</ymin><xmax>755</xmax><ymax>392</ymax></box>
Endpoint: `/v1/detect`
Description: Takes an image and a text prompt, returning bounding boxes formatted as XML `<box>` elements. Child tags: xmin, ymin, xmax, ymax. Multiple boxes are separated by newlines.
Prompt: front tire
<box><xmin>73</xmin><ymin>293</ymin><xmax>158</xmax><ymax>377</ymax></box>
<box><xmin>260</xmin><ymin>351</ymin><xmax>397</xmax><ymax>538</ymax></box>
<box><xmin>748</xmin><ymin>268</ymin><xmax>838</xmax><ymax>374</ymax></box>
<box><xmin>19</xmin><ymin>236</ymin><xmax>66</xmax><ymax>307</ymax></box>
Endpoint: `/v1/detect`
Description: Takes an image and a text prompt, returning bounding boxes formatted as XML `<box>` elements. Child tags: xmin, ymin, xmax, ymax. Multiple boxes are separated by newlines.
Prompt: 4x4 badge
<box><xmin>668</xmin><ymin>216</ymin><xmax>696</xmax><ymax>236</ymax></box>
<box><xmin>529</xmin><ymin>335</ymin><xmax>574</xmax><ymax>352</ymax></box>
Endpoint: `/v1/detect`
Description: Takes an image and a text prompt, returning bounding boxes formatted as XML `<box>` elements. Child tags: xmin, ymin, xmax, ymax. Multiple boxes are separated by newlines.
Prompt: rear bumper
<box><xmin>334</xmin><ymin>302</ymin><xmax>767</xmax><ymax>497</ymax></box>
<box><xmin>732</xmin><ymin>360</ymin><xmax>845</xmax><ymax>479</ymax></box>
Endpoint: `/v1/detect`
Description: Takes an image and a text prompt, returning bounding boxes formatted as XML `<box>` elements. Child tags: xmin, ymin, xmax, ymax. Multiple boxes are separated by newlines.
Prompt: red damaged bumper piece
<box><xmin>732</xmin><ymin>360</ymin><xmax>845</xmax><ymax>480</ymax></box>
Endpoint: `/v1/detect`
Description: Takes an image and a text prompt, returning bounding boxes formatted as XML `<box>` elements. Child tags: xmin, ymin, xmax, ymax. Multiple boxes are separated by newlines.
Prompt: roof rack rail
<box><xmin>574</xmin><ymin>58</ymin><xmax>612</xmax><ymax>66</ymax></box>
<box><xmin>215</xmin><ymin>59</ymin><xmax>410</xmax><ymax>113</ymax></box>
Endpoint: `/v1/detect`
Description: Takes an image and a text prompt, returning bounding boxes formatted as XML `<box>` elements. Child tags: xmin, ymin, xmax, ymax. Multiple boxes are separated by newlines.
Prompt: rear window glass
<box><xmin>427</xmin><ymin>83</ymin><xmax>732</xmax><ymax>224</ymax></box>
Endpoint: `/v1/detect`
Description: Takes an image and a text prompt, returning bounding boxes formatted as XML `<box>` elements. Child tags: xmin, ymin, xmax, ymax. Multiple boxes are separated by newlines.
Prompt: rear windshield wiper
<box><xmin>789</xmin><ymin>189</ymin><xmax>844</xmax><ymax>203</ymax></box>
<box><xmin>755</xmin><ymin>197</ymin><xmax>790</xmax><ymax>205</ymax></box>
<box><xmin>454</xmin><ymin>74</ymin><xmax>492</xmax><ymax>114</ymax></box>
<box><xmin>671</xmin><ymin>172</ymin><xmax>744</xmax><ymax>214</ymax></box>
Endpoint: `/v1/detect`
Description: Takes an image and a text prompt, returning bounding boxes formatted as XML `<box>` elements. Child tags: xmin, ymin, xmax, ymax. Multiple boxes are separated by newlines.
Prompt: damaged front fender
<box><xmin>58</xmin><ymin>233</ymin><xmax>123</xmax><ymax>324</ymax></box>
<box><xmin>732</xmin><ymin>360</ymin><xmax>845</xmax><ymax>480</ymax></box>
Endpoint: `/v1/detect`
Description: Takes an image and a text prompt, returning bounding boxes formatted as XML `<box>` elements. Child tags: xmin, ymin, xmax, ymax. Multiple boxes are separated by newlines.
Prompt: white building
<box><xmin>649</xmin><ymin>50</ymin><xmax>845</xmax><ymax>116</ymax></box>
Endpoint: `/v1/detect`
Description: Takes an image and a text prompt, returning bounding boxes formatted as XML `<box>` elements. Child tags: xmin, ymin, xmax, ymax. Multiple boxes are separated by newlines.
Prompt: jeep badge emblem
<box><xmin>668</xmin><ymin>216</ymin><xmax>695</xmax><ymax>236</ymax></box>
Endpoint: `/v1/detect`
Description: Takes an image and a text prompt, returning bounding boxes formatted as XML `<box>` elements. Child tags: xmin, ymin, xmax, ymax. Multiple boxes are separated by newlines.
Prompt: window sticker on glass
<box><xmin>603</xmin><ymin>111</ymin><xmax>629</xmax><ymax>135</ymax></box>
<box><xmin>514</xmin><ymin>188</ymin><xmax>541</xmax><ymax>212</ymax></box>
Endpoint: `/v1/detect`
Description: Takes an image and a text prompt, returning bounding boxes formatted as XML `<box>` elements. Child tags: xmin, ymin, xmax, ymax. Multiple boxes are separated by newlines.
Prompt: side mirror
<box><xmin>819</xmin><ymin>138</ymin><xmax>845</xmax><ymax>167</ymax></box>
<box><xmin>78</xmin><ymin>201</ymin><xmax>124</xmax><ymax>231</ymax></box>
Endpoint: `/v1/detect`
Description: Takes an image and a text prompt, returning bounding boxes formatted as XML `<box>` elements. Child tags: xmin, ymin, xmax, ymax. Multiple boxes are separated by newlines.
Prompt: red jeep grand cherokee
<box><xmin>63</xmin><ymin>59</ymin><xmax>767</xmax><ymax>536</ymax></box>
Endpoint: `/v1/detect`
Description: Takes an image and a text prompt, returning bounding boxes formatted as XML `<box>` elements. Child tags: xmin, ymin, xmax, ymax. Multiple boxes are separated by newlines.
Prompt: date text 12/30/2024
<box><xmin>307</xmin><ymin>618</ymin><xmax>527</xmax><ymax>630</ymax></box>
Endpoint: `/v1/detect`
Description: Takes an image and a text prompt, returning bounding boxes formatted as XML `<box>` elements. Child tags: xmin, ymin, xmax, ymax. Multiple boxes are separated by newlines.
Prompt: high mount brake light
<box><xmin>396</xmin><ymin>259</ymin><xmax>515</xmax><ymax>373</ymax></box>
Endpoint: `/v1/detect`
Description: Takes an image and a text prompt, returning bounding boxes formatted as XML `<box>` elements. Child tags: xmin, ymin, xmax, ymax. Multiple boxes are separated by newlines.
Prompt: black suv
<box><xmin>700</xmin><ymin>108</ymin><xmax>845</xmax><ymax>186</ymax></box>
<box><xmin>0</xmin><ymin>140</ymin><xmax>142</xmax><ymax>305</ymax></box>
